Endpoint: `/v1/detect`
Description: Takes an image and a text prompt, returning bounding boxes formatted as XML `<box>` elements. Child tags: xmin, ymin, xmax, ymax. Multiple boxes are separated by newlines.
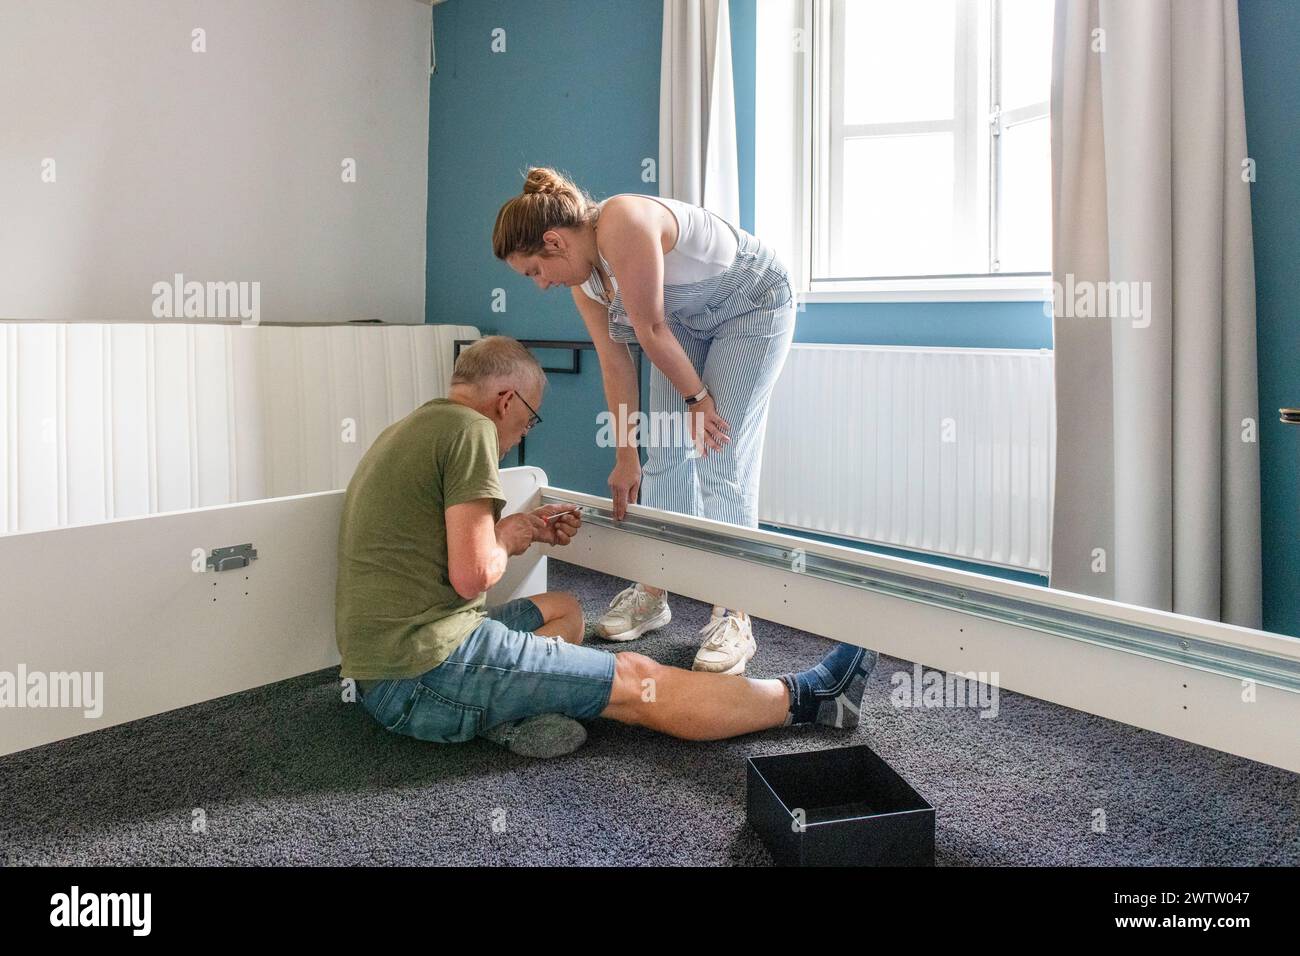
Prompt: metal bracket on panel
<box><xmin>208</xmin><ymin>543</ymin><xmax>258</xmax><ymax>572</ymax></box>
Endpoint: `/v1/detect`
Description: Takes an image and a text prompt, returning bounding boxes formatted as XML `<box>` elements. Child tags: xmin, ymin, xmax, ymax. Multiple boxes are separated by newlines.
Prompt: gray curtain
<box><xmin>1049</xmin><ymin>0</ymin><xmax>1262</xmax><ymax>627</ymax></box>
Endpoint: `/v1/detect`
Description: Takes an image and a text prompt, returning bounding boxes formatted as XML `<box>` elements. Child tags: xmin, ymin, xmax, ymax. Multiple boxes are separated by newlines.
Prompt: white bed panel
<box><xmin>544</xmin><ymin>487</ymin><xmax>1300</xmax><ymax>774</ymax></box>
<box><xmin>0</xmin><ymin>466</ymin><xmax>549</xmax><ymax>757</ymax></box>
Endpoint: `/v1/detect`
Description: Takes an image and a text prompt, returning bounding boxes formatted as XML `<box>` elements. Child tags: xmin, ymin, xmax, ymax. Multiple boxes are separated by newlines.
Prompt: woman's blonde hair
<box><xmin>492</xmin><ymin>167</ymin><xmax>598</xmax><ymax>260</ymax></box>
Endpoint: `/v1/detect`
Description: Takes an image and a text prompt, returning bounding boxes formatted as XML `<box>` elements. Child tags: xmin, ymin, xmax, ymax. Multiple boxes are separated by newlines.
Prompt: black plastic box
<box><xmin>747</xmin><ymin>745</ymin><xmax>935</xmax><ymax>866</ymax></box>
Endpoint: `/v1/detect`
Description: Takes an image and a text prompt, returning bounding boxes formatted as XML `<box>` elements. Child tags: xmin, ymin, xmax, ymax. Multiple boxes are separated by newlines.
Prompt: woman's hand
<box><xmin>689</xmin><ymin>395</ymin><xmax>731</xmax><ymax>457</ymax></box>
<box><xmin>608</xmin><ymin>455</ymin><xmax>642</xmax><ymax>520</ymax></box>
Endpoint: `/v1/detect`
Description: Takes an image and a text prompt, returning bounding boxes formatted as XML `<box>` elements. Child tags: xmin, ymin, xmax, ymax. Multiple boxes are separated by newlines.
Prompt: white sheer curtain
<box><xmin>659</xmin><ymin>0</ymin><xmax>740</xmax><ymax>224</ymax></box>
<box><xmin>1049</xmin><ymin>0</ymin><xmax>1262</xmax><ymax>627</ymax></box>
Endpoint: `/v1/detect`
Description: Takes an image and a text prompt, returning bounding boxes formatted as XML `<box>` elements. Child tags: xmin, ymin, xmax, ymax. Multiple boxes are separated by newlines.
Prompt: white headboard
<box><xmin>0</xmin><ymin>322</ymin><xmax>480</xmax><ymax>534</ymax></box>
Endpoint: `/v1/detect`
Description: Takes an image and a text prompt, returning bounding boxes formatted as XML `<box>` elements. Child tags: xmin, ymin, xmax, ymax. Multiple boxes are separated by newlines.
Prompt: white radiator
<box><xmin>0</xmin><ymin>322</ymin><xmax>479</xmax><ymax>534</ymax></box>
<box><xmin>758</xmin><ymin>344</ymin><xmax>1056</xmax><ymax>574</ymax></box>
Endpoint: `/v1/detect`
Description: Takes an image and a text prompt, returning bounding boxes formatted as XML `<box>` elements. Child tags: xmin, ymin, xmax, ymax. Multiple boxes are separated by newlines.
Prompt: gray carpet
<box><xmin>2</xmin><ymin>558</ymin><xmax>1297</xmax><ymax>866</ymax></box>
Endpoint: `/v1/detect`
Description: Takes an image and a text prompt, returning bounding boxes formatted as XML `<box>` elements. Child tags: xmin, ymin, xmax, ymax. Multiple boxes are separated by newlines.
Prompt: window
<box><xmin>756</xmin><ymin>0</ymin><xmax>1054</xmax><ymax>300</ymax></box>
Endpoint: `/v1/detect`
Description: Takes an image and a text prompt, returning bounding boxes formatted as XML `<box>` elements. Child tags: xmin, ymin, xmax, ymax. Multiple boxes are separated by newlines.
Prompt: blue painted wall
<box><xmin>1239</xmin><ymin>0</ymin><xmax>1300</xmax><ymax>638</ymax></box>
<box><xmin>426</xmin><ymin>0</ymin><xmax>661</xmax><ymax>497</ymax></box>
<box><xmin>426</xmin><ymin>0</ymin><xmax>1295</xmax><ymax>613</ymax></box>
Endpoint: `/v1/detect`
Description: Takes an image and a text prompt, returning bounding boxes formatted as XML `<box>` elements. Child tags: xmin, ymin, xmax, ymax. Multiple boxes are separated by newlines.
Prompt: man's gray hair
<box><xmin>452</xmin><ymin>335</ymin><xmax>546</xmax><ymax>394</ymax></box>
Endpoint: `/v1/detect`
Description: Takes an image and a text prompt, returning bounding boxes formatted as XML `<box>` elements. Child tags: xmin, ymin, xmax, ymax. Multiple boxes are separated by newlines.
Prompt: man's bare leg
<box><xmin>600</xmin><ymin>652</ymin><xmax>789</xmax><ymax>740</ymax></box>
<box><xmin>526</xmin><ymin>592</ymin><xmax>584</xmax><ymax>644</ymax></box>
<box><xmin>528</xmin><ymin>594</ymin><xmax>876</xmax><ymax>741</ymax></box>
<box><xmin>526</xmin><ymin>592</ymin><xmax>781</xmax><ymax>735</ymax></box>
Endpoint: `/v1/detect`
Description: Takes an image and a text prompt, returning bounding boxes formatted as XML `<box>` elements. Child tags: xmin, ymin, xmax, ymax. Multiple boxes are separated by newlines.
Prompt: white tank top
<box><xmin>579</xmin><ymin>195</ymin><xmax>739</xmax><ymax>304</ymax></box>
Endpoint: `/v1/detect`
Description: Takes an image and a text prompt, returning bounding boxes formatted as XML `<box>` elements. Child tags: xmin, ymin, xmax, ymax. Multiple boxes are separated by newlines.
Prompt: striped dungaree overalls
<box><xmin>588</xmin><ymin>214</ymin><xmax>796</xmax><ymax>528</ymax></box>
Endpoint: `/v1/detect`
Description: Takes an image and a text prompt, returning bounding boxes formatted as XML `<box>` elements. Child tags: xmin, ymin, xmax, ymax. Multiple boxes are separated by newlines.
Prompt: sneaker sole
<box><xmin>597</xmin><ymin>606</ymin><xmax>672</xmax><ymax>642</ymax></box>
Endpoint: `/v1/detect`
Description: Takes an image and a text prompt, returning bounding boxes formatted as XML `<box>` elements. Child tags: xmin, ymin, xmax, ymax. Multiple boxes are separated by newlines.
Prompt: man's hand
<box><xmin>532</xmin><ymin>503</ymin><xmax>583</xmax><ymax>546</ymax></box>
<box><xmin>495</xmin><ymin>512</ymin><xmax>545</xmax><ymax>557</ymax></box>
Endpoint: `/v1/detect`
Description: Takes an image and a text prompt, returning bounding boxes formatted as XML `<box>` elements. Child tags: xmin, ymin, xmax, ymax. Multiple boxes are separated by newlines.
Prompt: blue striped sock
<box><xmin>779</xmin><ymin>643</ymin><xmax>878</xmax><ymax>729</ymax></box>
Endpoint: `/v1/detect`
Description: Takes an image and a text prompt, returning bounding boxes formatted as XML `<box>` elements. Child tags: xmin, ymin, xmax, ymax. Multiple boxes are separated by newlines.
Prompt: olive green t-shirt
<box><xmin>335</xmin><ymin>398</ymin><xmax>505</xmax><ymax>679</ymax></box>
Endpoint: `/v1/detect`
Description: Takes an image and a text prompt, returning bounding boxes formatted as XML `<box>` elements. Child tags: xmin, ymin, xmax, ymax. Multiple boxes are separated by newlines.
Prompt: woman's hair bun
<box><xmin>523</xmin><ymin>166</ymin><xmax>569</xmax><ymax>196</ymax></box>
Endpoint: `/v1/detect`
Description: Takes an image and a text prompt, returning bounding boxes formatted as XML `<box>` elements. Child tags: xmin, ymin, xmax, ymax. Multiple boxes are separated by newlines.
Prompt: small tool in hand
<box><xmin>544</xmin><ymin>506</ymin><xmax>583</xmax><ymax>524</ymax></box>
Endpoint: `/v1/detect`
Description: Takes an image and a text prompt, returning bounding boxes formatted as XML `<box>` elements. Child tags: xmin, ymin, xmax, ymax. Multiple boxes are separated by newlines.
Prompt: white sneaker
<box><xmin>692</xmin><ymin>613</ymin><xmax>757</xmax><ymax>676</ymax></box>
<box><xmin>595</xmin><ymin>584</ymin><xmax>671</xmax><ymax>642</ymax></box>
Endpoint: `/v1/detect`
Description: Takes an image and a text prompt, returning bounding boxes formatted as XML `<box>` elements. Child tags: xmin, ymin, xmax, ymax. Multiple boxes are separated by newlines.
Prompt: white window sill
<box><xmin>801</xmin><ymin>275</ymin><xmax>1053</xmax><ymax>304</ymax></box>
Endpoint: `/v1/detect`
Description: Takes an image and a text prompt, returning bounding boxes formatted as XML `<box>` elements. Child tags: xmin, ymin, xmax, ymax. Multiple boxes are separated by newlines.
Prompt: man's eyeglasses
<box><xmin>504</xmin><ymin>389</ymin><xmax>542</xmax><ymax>430</ymax></box>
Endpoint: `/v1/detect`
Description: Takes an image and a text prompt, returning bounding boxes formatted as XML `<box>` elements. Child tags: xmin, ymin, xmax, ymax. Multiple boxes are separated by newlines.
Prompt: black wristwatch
<box><xmin>684</xmin><ymin>385</ymin><xmax>709</xmax><ymax>406</ymax></box>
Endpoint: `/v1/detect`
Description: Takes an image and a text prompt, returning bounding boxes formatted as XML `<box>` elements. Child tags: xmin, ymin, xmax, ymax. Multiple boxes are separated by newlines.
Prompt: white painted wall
<box><xmin>0</xmin><ymin>0</ymin><xmax>431</xmax><ymax>324</ymax></box>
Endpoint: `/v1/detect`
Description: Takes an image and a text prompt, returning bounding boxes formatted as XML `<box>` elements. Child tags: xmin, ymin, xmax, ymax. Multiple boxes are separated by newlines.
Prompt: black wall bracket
<box><xmin>208</xmin><ymin>543</ymin><xmax>258</xmax><ymax>572</ymax></box>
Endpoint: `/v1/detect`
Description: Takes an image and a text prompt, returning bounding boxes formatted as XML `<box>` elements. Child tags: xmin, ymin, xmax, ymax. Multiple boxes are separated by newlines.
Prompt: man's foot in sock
<box><xmin>778</xmin><ymin>643</ymin><xmax>879</xmax><ymax>729</ymax></box>
<box><xmin>480</xmin><ymin>713</ymin><xmax>587</xmax><ymax>758</ymax></box>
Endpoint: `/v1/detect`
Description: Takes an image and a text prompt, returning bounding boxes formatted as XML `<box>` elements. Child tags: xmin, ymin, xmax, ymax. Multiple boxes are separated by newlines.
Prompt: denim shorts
<box><xmin>358</xmin><ymin>598</ymin><xmax>617</xmax><ymax>743</ymax></box>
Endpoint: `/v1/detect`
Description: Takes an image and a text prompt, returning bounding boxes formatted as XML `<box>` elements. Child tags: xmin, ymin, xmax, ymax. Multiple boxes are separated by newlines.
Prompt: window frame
<box><xmin>764</xmin><ymin>0</ymin><xmax>1051</xmax><ymax>304</ymax></box>
<box><xmin>989</xmin><ymin>0</ymin><xmax>1052</xmax><ymax>276</ymax></box>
